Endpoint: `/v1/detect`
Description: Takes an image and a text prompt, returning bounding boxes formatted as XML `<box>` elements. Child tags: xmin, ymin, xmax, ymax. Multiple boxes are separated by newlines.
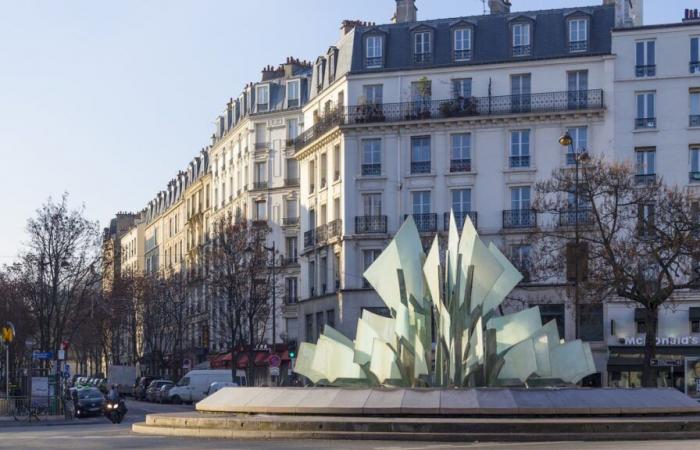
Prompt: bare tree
<box><xmin>205</xmin><ymin>215</ymin><xmax>273</xmax><ymax>385</ymax></box>
<box><xmin>161</xmin><ymin>268</ymin><xmax>191</xmax><ymax>381</ymax></box>
<box><xmin>532</xmin><ymin>158</ymin><xmax>700</xmax><ymax>386</ymax></box>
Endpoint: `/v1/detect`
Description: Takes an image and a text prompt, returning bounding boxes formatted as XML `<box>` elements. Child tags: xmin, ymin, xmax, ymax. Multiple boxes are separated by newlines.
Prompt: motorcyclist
<box><xmin>107</xmin><ymin>384</ymin><xmax>120</xmax><ymax>401</ymax></box>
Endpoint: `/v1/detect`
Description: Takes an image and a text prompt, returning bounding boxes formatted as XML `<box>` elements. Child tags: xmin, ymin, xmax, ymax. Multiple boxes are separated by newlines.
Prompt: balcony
<box><xmin>252</xmin><ymin>181</ymin><xmax>268</xmax><ymax>190</ymax></box>
<box><xmin>285</xmin><ymin>138</ymin><xmax>296</xmax><ymax>148</ymax></box>
<box><xmin>282</xmin><ymin>217</ymin><xmax>299</xmax><ymax>226</ymax></box>
<box><xmin>255</xmin><ymin>142</ymin><xmax>269</xmax><ymax>151</ymax></box>
<box><xmin>315</xmin><ymin>224</ymin><xmax>328</xmax><ymax>244</ymax></box>
<box><xmin>303</xmin><ymin>230</ymin><xmax>315</xmax><ymax>249</ymax></box>
<box><xmin>509</xmin><ymin>155</ymin><xmax>530</xmax><ymax>168</ymax></box>
<box><xmin>558</xmin><ymin>208</ymin><xmax>594</xmax><ymax>227</ymax></box>
<box><xmin>443</xmin><ymin>211</ymin><xmax>478</xmax><ymax>231</ymax></box>
<box><xmin>284</xmin><ymin>178</ymin><xmax>300</xmax><ymax>187</ymax></box>
<box><xmin>690</xmin><ymin>171</ymin><xmax>700</xmax><ymax>182</ymax></box>
<box><xmin>691</xmin><ymin>61</ymin><xmax>700</xmax><ymax>74</ymax></box>
<box><xmin>284</xmin><ymin>295</ymin><xmax>299</xmax><ymax>304</ymax></box>
<box><xmin>361</xmin><ymin>163</ymin><xmax>381</xmax><ymax>176</ymax></box>
<box><xmin>513</xmin><ymin>45</ymin><xmax>531</xmax><ymax>57</ymax></box>
<box><xmin>282</xmin><ymin>256</ymin><xmax>298</xmax><ymax>266</ymax></box>
<box><xmin>327</xmin><ymin>219</ymin><xmax>342</xmax><ymax>239</ymax></box>
<box><xmin>635</xmin><ymin>117</ymin><xmax>656</xmax><ymax>129</ymax></box>
<box><xmin>450</xmin><ymin>159</ymin><xmax>471</xmax><ymax>173</ymax></box>
<box><xmin>405</xmin><ymin>213</ymin><xmax>438</xmax><ymax>233</ymax></box>
<box><xmin>320</xmin><ymin>178</ymin><xmax>327</xmax><ymax>189</ymax></box>
<box><xmin>294</xmin><ymin>89</ymin><xmax>605</xmax><ymax>152</ymax></box>
<box><xmin>256</xmin><ymin>103</ymin><xmax>269</xmax><ymax>113</ymax></box>
<box><xmin>503</xmin><ymin>209</ymin><xmax>537</xmax><ymax>229</ymax></box>
<box><xmin>287</xmin><ymin>98</ymin><xmax>300</xmax><ymax>108</ymax></box>
<box><xmin>454</xmin><ymin>49</ymin><xmax>472</xmax><ymax>61</ymax></box>
<box><xmin>411</xmin><ymin>161</ymin><xmax>431</xmax><ymax>174</ymax></box>
<box><xmin>635</xmin><ymin>65</ymin><xmax>656</xmax><ymax>77</ymax></box>
<box><xmin>635</xmin><ymin>173</ymin><xmax>656</xmax><ymax>185</ymax></box>
<box><xmin>414</xmin><ymin>52</ymin><xmax>433</xmax><ymax>64</ymax></box>
<box><xmin>569</xmin><ymin>40</ymin><xmax>587</xmax><ymax>52</ymax></box>
<box><xmin>355</xmin><ymin>215</ymin><xmax>387</xmax><ymax>234</ymax></box>
<box><xmin>691</xmin><ymin>115</ymin><xmax>700</xmax><ymax>127</ymax></box>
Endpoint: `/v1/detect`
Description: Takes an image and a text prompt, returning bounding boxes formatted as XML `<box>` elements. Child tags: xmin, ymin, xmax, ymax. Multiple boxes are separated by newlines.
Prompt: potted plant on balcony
<box><xmin>439</xmin><ymin>96</ymin><xmax>479</xmax><ymax>118</ymax></box>
<box><xmin>353</xmin><ymin>96</ymin><xmax>385</xmax><ymax>124</ymax></box>
<box><xmin>405</xmin><ymin>76</ymin><xmax>432</xmax><ymax>121</ymax></box>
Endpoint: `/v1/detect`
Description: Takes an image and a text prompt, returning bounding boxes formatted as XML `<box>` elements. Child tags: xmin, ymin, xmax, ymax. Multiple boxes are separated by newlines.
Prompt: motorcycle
<box><xmin>103</xmin><ymin>399</ymin><xmax>127</xmax><ymax>424</ymax></box>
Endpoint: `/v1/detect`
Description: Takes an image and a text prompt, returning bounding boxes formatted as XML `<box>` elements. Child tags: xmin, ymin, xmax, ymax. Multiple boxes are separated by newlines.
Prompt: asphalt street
<box><xmin>2</xmin><ymin>402</ymin><xmax>700</xmax><ymax>449</ymax></box>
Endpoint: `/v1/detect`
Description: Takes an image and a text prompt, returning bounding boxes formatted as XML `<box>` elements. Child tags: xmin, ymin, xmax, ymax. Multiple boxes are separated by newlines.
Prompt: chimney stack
<box><xmin>684</xmin><ymin>8</ymin><xmax>700</xmax><ymax>23</ymax></box>
<box><xmin>488</xmin><ymin>0</ymin><xmax>511</xmax><ymax>14</ymax></box>
<box><xmin>393</xmin><ymin>0</ymin><xmax>417</xmax><ymax>23</ymax></box>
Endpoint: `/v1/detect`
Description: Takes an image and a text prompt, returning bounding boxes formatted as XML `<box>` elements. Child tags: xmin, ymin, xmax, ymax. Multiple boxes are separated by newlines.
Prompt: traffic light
<box><xmin>288</xmin><ymin>340</ymin><xmax>297</xmax><ymax>359</ymax></box>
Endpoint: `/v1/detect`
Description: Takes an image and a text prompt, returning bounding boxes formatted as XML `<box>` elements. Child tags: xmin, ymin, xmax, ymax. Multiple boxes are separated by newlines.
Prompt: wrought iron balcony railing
<box><xmin>509</xmin><ymin>155</ymin><xmax>530</xmax><ymax>168</ymax></box>
<box><xmin>635</xmin><ymin>65</ymin><xmax>656</xmax><ymax>77</ymax></box>
<box><xmin>405</xmin><ymin>213</ymin><xmax>438</xmax><ymax>233</ymax></box>
<box><xmin>414</xmin><ymin>52</ymin><xmax>433</xmax><ymax>64</ymax></box>
<box><xmin>454</xmin><ymin>49</ymin><xmax>472</xmax><ymax>61</ymax></box>
<box><xmin>285</xmin><ymin>138</ymin><xmax>296</xmax><ymax>148</ymax></box>
<box><xmin>503</xmin><ymin>209</ymin><xmax>537</xmax><ymax>229</ymax></box>
<box><xmin>569</xmin><ymin>41</ymin><xmax>588</xmax><ymax>52</ymax></box>
<box><xmin>450</xmin><ymin>159</ymin><xmax>471</xmax><ymax>173</ymax></box>
<box><xmin>365</xmin><ymin>57</ymin><xmax>383</xmax><ymax>68</ymax></box>
<box><xmin>635</xmin><ymin>117</ymin><xmax>656</xmax><ymax>129</ymax></box>
<box><xmin>411</xmin><ymin>161</ymin><xmax>431</xmax><ymax>174</ymax></box>
<box><xmin>282</xmin><ymin>217</ymin><xmax>299</xmax><ymax>226</ymax></box>
<box><xmin>294</xmin><ymin>89</ymin><xmax>604</xmax><ymax>151</ymax></box>
<box><xmin>355</xmin><ymin>215</ymin><xmax>387</xmax><ymax>234</ymax></box>
<box><xmin>315</xmin><ymin>224</ymin><xmax>328</xmax><ymax>244</ymax></box>
<box><xmin>635</xmin><ymin>173</ymin><xmax>656</xmax><ymax>185</ymax></box>
<box><xmin>252</xmin><ymin>181</ymin><xmax>268</xmax><ymax>190</ymax></box>
<box><xmin>303</xmin><ymin>230</ymin><xmax>315</xmax><ymax>249</ymax></box>
<box><xmin>558</xmin><ymin>208</ymin><xmax>594</xmax><ymax>227</ymax></box>
<box><xmin>255</xmin><ymin>142</ymin><xmax>269</xmax><ymax>151</ymax></box>
<box><xmin>287</xmin><ymin>98</ymin><xmax>300</xmax><ymax>108</ymax></box>
<box><xmin>513</xmin><ymin>45</ymin><xmax>531</xmax><ymax>57</ymax></box>
<box><xmin>284</xmin><ymin>295</ymin><xmax>299</xmax><ymax>304</ymax></box>
<box><xmin>284</xmin><ymin>178</ymin><xmax>299</xmax><ymax>187</ymax></box>
<box><xmin>327</xmin><ymin>219</ymin><xmax>342</xmax><ymax>239</ymax></box>
<box><xmin>282</xmin><ymin>256</ymin><xmax>298</xmax><ymax>266</ymax></box>
<box><xmin>691</xmin><ymin>61</ymin><xmax>700</xmax><ymax>74</ymax></box>
<box><xmin>361</xmin><ymin>163</ymin><xmax>381</xmax><ymax>176</ymax></box>
<box><xmin>443</xmin><ymin>211</ymin><xmax>478</xmax><ymax>231</ymax></box>
<box><xmin>690</xmin><ymin>115</ymin><xmax>700</xmax><ymax>127</ymax></box>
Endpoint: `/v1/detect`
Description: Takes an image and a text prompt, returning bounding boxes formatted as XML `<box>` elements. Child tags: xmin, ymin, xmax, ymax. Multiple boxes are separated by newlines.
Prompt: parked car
<box><xmin>168</xmin><ymin>370</ymin><xmax>234</xmax><ymax>404</ymax></box>
<box><xmin>146</xmin><ymin>379</ymin><xmax>173</xmax><ymax>402</ymax></box>
<box><xmin>133</xmin><ymin>376</ymin><xmax>158</xmax><ymax>401</ymax></box>
<box><xmin>73</xmin><ymin>387</ymin><xmax>104</xmax><ymax>418</ymax></box>
<box><xmin>205</xmin><ymin>381</ymin><xmax>238</xmax><ymax>397</ymax></box>
<box><xmin>155</xmin><ymin>382</ymin><xmax>175</xmax><ymax>404</ymax></box>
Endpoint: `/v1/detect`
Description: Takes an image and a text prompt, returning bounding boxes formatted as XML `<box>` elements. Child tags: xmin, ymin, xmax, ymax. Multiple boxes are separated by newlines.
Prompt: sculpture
<box><xmin>294</xmin><ymin>213</ymin><xmax>596</xmax><ymax>387</ymax></box>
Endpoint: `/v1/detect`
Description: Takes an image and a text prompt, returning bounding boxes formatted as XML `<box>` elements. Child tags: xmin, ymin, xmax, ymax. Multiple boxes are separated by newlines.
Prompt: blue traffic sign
<box><xmin>32</xmin><ymin>351</ymin><xmax>53</xmax><ymax>360</ymax></box>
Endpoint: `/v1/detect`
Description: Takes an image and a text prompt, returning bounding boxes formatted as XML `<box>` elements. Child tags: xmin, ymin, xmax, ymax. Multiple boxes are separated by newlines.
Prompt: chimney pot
<box><xmin>488</xmin><ymin>0</ymin><xmax>511</xmax><ymax>14</ymax></box>
<box><xmin>393</xmin><ymin>0</ymin><xmax>417</xmax><ymax>23</ymax></box>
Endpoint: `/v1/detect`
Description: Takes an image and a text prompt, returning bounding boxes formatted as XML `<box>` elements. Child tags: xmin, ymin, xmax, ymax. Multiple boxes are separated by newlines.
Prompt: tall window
<box><xmin>286</xmin><ymin>277</ymin><xmax>298</xmax><ymax>303</ymax></box>
<box><xmin>452</xmin><ymin>78</ymin><xmax>472</xmax><ymax>99</ymax></box>
<box><xmin>362</xmin><ymin>249</ymin><xmax>382</xmax><ymax>288</ymax></box>
<box><xmin>309</xmin><ymin>261</ymin><xmax>316</xmax><ymax>297</ymax></box>
<box><xmin>414</xmin><ymin>31</ymin><xmax>432</xmax><ymax>63</ymax></box>
<box><xmin>691</xmin><ymin>147</ymin><xmax>700</xmax><ymax>180</ymax></box>
<box><xmin>454</xmin><ymin>28</ymin><xmax>472</xmax><ymax>61</ymax></box>
<box><xmin>362</xmin><ymin>193</ymin><xmax>382</xmax><ymax>216</ymax></box>
<box><xmin>511</xmin><ymin>74</ymin><xmax>531</xmax><ymax>113</ymax></box>
<box><xmin>363</xmin><ymin>84</ymin><xmax>383</xmax><ymax>105</ymax></box>
<box><xmin>286</xmin><ymin>158</ymin><xmax>298</xmax><ymax>183</ymax></box>
<box><xmin>333</xmin><ymin>144</ymin><xmax>340</xmax><ymax>181</ymax></box>
<box><xmin>568</xmin><ymin>18</ymin><xmax>588</xmax><ymax>52</ymax></box>
<box><xmin>365</xmin><ymin>35</ymin><xmax>383</xmax><ymax>68</ymax></box>
<box><xmin>256</xmin><ymin>85</ymin><xmax>270</xmax><ymax>112</ymax></box>
<box><xmin>536</xmin><ymin>304</ymin><xmax>565</xmax><ymax>337</ymax></box>
<box><xmin>362</xmin><ymin>139</ymin><xmax>381</xmax><ymax>176</ymax></box>
<box><xmin>635</xmin><ymin>92</ymin><xmax>656</xmax><ymax>129</ymax></box>
<box><xmin>254</xmin><ymin>201</ymin><xmax>266</xmax><ymax>220</ymax></box>
<box><xmin>411</xmin><ymin>136</ymin><xmax>431</xmax><ymax>174</ymax></box>
<box><xmin>510</xmin><ymin>130</ymin><xmax>530</xmax><ymax>168</ymax></box>
<box><xmin>286</xmin><ymin>199</ymin><xmax>298</xmax><ymax>221</ymax></box>
<box><xmin>512</xmin><ymin>244</ymin><xmax>532</xmax><ymax>280</ymax></box>
<box><xmin>579</xmin><ymin>304</ymin><xmax>604</xmax><ymax>341</ymax></box>
<box><xmin>512</xmin><ymin>23</ymin><xmax>531</xmax><ymax>56</ymax></box>
<box><xmin>691</xmin><ymin>90</ymin><xmax>700</xmax><ymax>127</ymax></box>
<box><xmin>566</xmin><ymin>127</ymin><xmax>588</xmax><ymax>165</ymax></box>
<box><xmin>320</xmin><ymin>256</ymin><xmax>328</xmax><ymax>294</ymax></box>
<box><xmin>692</xmin><ymin>37</ymin><xmax>700</xmax><ymax>74</ymax></box>
<box><xmin>287</xmin><ymin>80</ymin><xmax>300</xmax><ymax>108</ymax></box>
<box><xmin>287</xmin><ymin>118</ymin><xmax>298</xmax><ymax>141</ymax></box>
<box><xmin>635</xmin><ymin>40</ymin><xmax>656</xmax><ymax>77</ymax></box>
<box><xmin>412</xmin><ymin>191</ymin><xmax>431</xmax><ymax>214</ymax></box>
<box><xmin>511</xmin><ymin>186</ymin><xmax>531</xmax><ymax>211</ymax></box>
<box><xmin>254</xmin><ymin>162</ymin><xmax>266</xmax><ymax>186</ymax></box>
<box><xmin>567</xmin><ymin>70</ymin><xmax>588</xmax><ymax>108</ymax></box>
<box><xmin>635</xmin><ymin>147</ymin><xmax>656</xmax><ymax>183</ymax></box>
<box><xmin>452</xmin><ymin>189</ymin><xmax>472</xmax><ymax>214</ymax></box>
<box><xmin>450</xmin><ymin>133</ymin><xmax>471</xmax><ymax>172</ymax></box>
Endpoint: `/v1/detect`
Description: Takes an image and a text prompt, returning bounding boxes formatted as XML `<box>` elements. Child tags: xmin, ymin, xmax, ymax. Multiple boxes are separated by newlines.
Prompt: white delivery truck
<box><xmin>107</xmin><ymin>365</ymin><xmax>137</xmax><ymax>396</ymax></box>
<box><xmin>168</xmin><ymin>369</ymin><xmax>234</xmax><ymax>404</ymax></box>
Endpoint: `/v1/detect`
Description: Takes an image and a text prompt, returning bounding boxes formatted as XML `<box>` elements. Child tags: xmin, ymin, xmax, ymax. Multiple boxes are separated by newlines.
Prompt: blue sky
<box><xmin>0</xmin><ymin>0</ymin><xmax>678</xmax><ymax>260</ymax></box>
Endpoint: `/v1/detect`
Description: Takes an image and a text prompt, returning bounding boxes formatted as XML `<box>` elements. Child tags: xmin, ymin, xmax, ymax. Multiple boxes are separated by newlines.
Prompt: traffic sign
<box><xmin>57</xmin><ymin>349</ymin><xmax>65</xmax><ymax>360</ymax></box>
<box><xmin>64</xmin><ymin>364</ymin><xmax>71</xmax><ymax>378</ymax></box>
<box><xmin>268</xmin><ymin>354</ymin><xmax>281</xmax><ymax>368</ymax></box>
<box><xmin>269</xmin><ymin>367</ymin><xmax>280</xmax><ymax>377</ymax></box>
<box><xmin>32</xmin><ymin>351</ymin><xmax>53</xmax><ymax>360</ymax></box>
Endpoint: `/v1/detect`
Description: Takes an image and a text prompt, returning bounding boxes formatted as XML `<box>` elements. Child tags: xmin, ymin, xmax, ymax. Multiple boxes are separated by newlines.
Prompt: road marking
<box><xmin>374</xmin><ymin>443</ymin><xmax>577</xmax><ymax>450</ymax></box>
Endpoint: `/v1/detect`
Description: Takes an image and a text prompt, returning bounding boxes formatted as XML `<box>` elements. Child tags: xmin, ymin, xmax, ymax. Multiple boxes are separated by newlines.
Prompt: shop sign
<box><xmin>620</xmin><ymin>336</ymin><xmax>700</xmax><ymax>346</ymax></box>
<box><xmin>650</xmin><ymin>359</ymin><xmax>683</xmax><ymax>367</ymax></box>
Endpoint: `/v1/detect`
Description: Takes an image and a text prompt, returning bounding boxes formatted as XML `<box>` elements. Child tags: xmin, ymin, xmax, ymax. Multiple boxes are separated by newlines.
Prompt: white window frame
<box><xmin>512</xmin><ymin>23</ymin><xmax>531</xmax><ymax>49</ymax></box>
<box><xmin>450</xmin><ymin>133</ymin><xmax>471</xmax><ymax>162</ymax></box>
<box><xmin>635</xmin><ymin>148</ymin><xmax>656</xmax><ymax>176</ymax></box>
<box><xmin>568</xmin><ymin>18</ymin><xmax>588</xmax><ymax>46</ymax></box>
<box><xmin>510</xmin><ymin>129</ymin><xmax>531</xmax><ymax>168</ymax></box>
<box><xmin>287</xmin><ymin>79</ymin><xmax>300</xmax><ymax>108</ymax></box>
<box><xmin>412</xmin><ymin>191</ymin><xmax>431</xmax><ymax>214</ymax></box>
<box><xmin>451</xmin><ymin>189</ymin><xmax>472</xmax><ymax>213</ymax></box>
<box><xmin>690</xmin><ymin>147</ymin><xmax>700</xmax><ymax>174</ymax></box>
<box><xmin>454</xmin><ymin>28</ymin><xmax>472</xmax><ymax>60</ymax></box>
<box><xmin>366</xmin><ymin>35</ymin><xmax>383</xmax><ymax>68</ymax></box>
<box><xmin>256</xmin><ymin>84</ymin><xmax>270</xmax><ymax>111</ymax></box>
<box><xmin>414</xmin><ymin>31</ymin><xmax>432</xmax><ymax>56</ymax></box>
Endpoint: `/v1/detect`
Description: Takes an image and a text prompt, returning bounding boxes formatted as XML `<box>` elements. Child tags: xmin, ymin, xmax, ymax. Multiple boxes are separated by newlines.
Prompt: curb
<box><xmin>0</xmin><ymin>418</ymin><xmax>103</xmax><ymax>428</ymax></box>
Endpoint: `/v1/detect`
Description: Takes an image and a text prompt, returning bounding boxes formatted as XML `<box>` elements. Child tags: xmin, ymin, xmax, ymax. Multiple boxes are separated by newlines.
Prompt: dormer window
<box><xmin>287</xmin><ymin>79</ymin><xmax>300</xmax><ymax>108</ymax></box>
<box><xmin>568</xmin><ymin>18</ymin><xmax>588</xmax><ymax>52</ymax></box>
<box><xmin>316</xmin><ymin>59</ymin><xmax>325</xmax><ymax>90</ymax></box>
<box><xmin>414</xmin><ymin>31</ymin><xmax>432</xmax><ymax>63</ymax></box>
<box><xmin>453</xmin><ymin>27</ymin><xmax>472</xmax><ymax>61</ymax></box>
<box><xmin>365</xmin><ymin>35</ymin><xmax>384</xmax><ymax>68</ymax></box>
<box><xmin>512</xmin><ymin>23</ymin><xmax>531</xmax><ymax>57</ymax></box>
<box><xmin>256</xmin><ymin>85</ymin><xmax>269</xmax><ymax>112</ymax></box>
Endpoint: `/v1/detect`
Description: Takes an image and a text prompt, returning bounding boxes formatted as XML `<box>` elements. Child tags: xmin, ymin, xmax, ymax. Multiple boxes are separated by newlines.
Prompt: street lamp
<box><xmin>559</xmin><ymin>132</ymin><xmax>589</xmax><ymax>339</ymax></box>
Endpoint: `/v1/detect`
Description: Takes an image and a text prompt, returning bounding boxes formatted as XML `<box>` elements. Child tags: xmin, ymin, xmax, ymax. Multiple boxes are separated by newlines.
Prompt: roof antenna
<box><xmin>481</xmin><ymin>0</ymin><xmax>486</xmax><ymax>15</ymax></box>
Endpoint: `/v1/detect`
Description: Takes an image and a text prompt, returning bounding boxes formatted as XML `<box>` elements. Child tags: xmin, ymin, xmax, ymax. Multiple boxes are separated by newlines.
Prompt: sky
<box><xmin>0</xmin><ymin>0</ymin><xmax>679</xmax><ymax>261</ymax></box>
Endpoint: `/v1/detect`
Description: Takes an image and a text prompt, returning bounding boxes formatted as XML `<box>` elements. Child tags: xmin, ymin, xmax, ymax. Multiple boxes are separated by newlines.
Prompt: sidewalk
<box><xmin>0</xmin><ymin>415</ymin><xmax>102</xmax><ymax>427</ymax></box>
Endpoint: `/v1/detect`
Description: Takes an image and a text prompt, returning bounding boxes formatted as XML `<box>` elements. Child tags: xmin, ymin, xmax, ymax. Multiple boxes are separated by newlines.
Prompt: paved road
<box><xmin>2</xmin><ymin>402</ymin><xmax>700</xmax><ymax>449</ymax></box>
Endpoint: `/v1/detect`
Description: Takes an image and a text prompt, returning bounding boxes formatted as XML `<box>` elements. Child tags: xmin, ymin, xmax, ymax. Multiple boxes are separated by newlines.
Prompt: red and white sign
<box><xmin>268</xmin><ymin>354</ymin><xmax>281</xmax><ymax>368</ymax></box>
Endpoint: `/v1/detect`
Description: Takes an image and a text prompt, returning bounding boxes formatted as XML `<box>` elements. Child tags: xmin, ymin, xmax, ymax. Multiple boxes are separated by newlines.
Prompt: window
<box><xmin>450</xmin><ymin>133</ymin><xmax>471</xmax><ymax>172</ymax></box>
<box><xmin>568</xmin><ymin>18</ymin><xmax>588</xmax><ymax>52</ymax></box>
<box><xmin>363</xmin><ymin>84</ymin><xmax>383</xmax><ymax>105</ymax></box>
<box><xmin>320</xmin><ymin>153</ymin><xmax>328</xmax><ymax>188</ymax></box>
<box><xmin>309</xmin><ymin>261</ymin><xmax>316</xmax><ymax>297</ymax></box>
<box><xmin>362</xmin><ymin>249</ymin><xmax>382</xmax><ymax>288</ymax></box>
<box><xmin>325</xmin><ymin>309</ymin><xmax>336</xmax><ymax>329</ymax></box>
<box><xmin>287</xmin><ymin>80</ymin><xmax>300</xmax><ymax>108</ymax></box>
<box><xmin>320</xmin><ymin>256</ymin><xmax>328</xmax><ymax>294</ymax></box>
<box><xmin>507</xmin><ymin>187</ymin><xmax>534</xmax><ymax>228</ymax></box>
<box><xmin>365</xmin><ymin>35</ymin><xmax>383</xmax><ymax>68</ymax></box>
<box><xmin>511</xmin><ymin>74</ymin><xmax>531</xmax><ymax>113</ymax></box>
<box><xmin>452</xmin><ymin>189</ymin><xmax>472</xmax><ymax>214</ymax></box>
<box><xmin>512</xmin><ymin>244</ymin><xmax>532</xmax><ymax>281</ymax></box>
<box><xmin>361</xmin><ymin>139</ymin><xmax>381</xmax><ymax>176</ymax></box>
<box><xmin>512</xmin><ymin>23</ymin><xmax>531</xmax><ymax>56</ymax></box>
<box><xmin>412</xmin><ymin>191</ymin><xmax>431</xmax><ymax>214</ymax></box>
<box><xmin>691</xmin><ymin>90</ymin><xmax>700</xmax><ymax>127</ymax></box>
<box><xmin>287</xmin><ymin>119</ymin><xmax>298</xmax><ymax>141</ymax></box>
<box><xmin>410</xmin><ymin>136</ymin><xmax>431</xmax><ymax>174</ymax></box>
<box><xmin>635</xmin><ymin>92</ymin><xmax>656</xmax><ymax>128</ymax></box>
<box><xmin>452</xmin><ymin>78</ymin><xmax>472</xmax><ymax>99</ymax></box>
<box><xmin>285</xmin><ymin>236</ymin><xmax>297</xmax><ymax>263</ymax></box>
<box><xmin>692</xmin><ymin>37</ymin><xmax>700</xmax><ymax>73</ymax></box>
<box><xmin>454</xmin><ymin>27</ymin><xmax>472</xmax><ymax>61</ymax></box>
<box><xmin>579</xmin><ymin>304</ymin><xmax>604</xmax><ymax>341</ymax></box>
<box><xmin>286</xmin><ymin>199</ymin><xmax>298</xmax><ymax>221</ymax></box>
<box><xmin>333</xmin><ymin>144</ymin><xmax>340</xmax><ymax>181</ymax></box>
<box><xmin>691</xmin><ymin>147</ymin><xmax>700</xmax><ymax>180</ymax></box>
<box><xmin>305</xmin><ymin>314</ymin><xmax>314</xmax><ymax>342</ymax></box>
<box><xmin>635</xmin><ymin>147</ymin><xmax>656</xmax><ymax>184</ymax></box>
<box><xmin>511</xmin><ymin>186</ymin><xmax>531</xmax><ymax>210</ymax></box>
<box><xmin>254</xmin><ymin>162</ymin><xmax>267</xmax><ymax>188</ymax></box>
<box><xmin>286</xmin><ymin>158</ymin><xmax>298</xmax><ymax>183</ymax></box>
<box><xmin>362</xmin><ymin>193</ymin><xmax>382</xmax><ymax>216</ymax></box>
<box><xmin>256</xmin><ymin>85</ymin><xmax>269</xmax><ymax>112</ymax></box>
<box><xmin>285</xmin><ymin>278</ymin><xmax>298</xmax><ymax>303</ymax></box>
<box><xmin>316</xmin><ymin>59</ymin><xmax>325</xmax><ymax>90</ymax></box>
<box><xmin>255</xmin><ymin>123</ymin><xmax>267</xmax><ymax>148</ymax></box>
<box><xmin>566</xmin><ymin>127</ymin><xmax>588</xmax><ymax>165</ymax></box>
<box><xmin>510</xmin><ymin>130</ymin><xmax>530</xmax><ymax>168</ymax></box>
<box><xmin>638</xmin><ymin>204</ymin><xmax>655</xmax><ymax>236</ymax></box>
<box><xmin>535</xmin><ymin>304</ymin><xmax>565</xmax><ymax>338</ymax></box>
<box><xmin>635</xmin><ymin>40</ymin><xmax>656</xmax><ymax>77</ymax></box>
<box><xmin>309</xmin><ymin>160</ymin><xmax>315</xmax><ymax>192</ymax></box>
<box><xmin>414</xmin><ymin>31</ymin><xmax>432</xmax><ymax>63</ymax></box>
<box><xmin>567</xmin><ymin>70</ymin><xmax>588</xmax><ymax>108</ymax></box>
<box><xmin>254</xmin><ymin>201</ymin><xmax>266</xmax><ymax>220</ymax></box>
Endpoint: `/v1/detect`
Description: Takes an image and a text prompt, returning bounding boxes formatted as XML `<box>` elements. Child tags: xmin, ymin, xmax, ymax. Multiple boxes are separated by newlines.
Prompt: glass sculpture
<box><xmin>294</xmin><ymin>213</ymin><xmax>596</xmax><ymax>387</ymax></box>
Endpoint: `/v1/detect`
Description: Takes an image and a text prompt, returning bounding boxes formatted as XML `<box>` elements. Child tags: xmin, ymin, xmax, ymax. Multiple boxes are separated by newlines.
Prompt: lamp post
<box><xmin>559</xmin><ymin>132</ymin><xmax>589</xmax><ymax>339</ymax></box>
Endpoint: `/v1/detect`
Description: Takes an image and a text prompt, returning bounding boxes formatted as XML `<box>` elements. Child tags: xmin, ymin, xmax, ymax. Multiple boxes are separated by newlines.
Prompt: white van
<box><xmin>168</xmin><ymin>370</ymin><xmax>233</xmax><ymax>404</ymax></box>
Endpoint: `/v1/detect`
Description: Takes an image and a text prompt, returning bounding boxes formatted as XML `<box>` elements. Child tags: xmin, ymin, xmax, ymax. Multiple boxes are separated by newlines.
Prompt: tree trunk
<box><xmin>641</xmin><ymin>306</ymin><xmax>659</xmax><ymax>387</ymax></box>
